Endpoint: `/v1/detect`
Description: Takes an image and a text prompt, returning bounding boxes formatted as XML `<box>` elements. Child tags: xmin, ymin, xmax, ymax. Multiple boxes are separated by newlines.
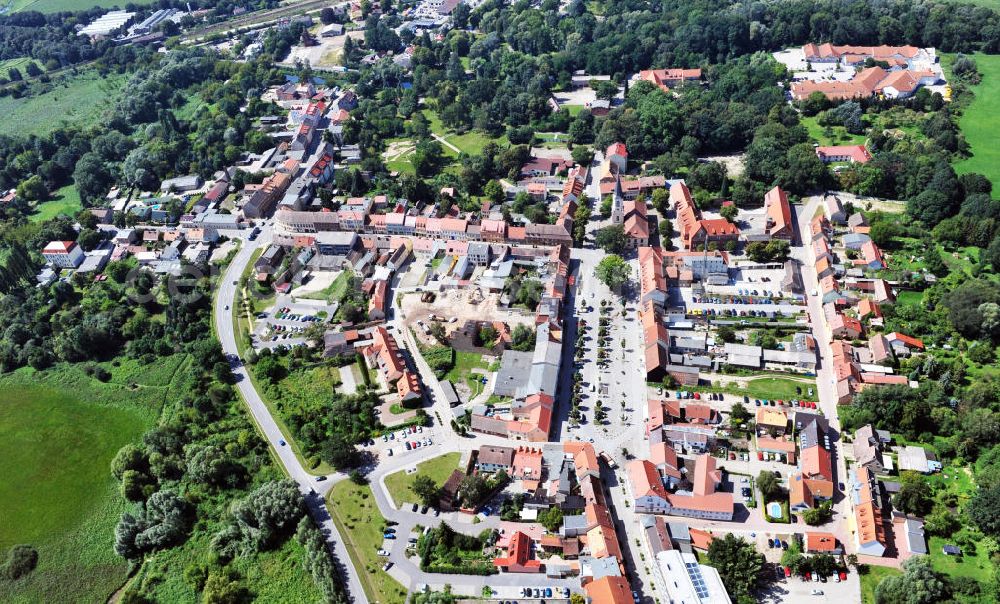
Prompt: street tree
<box><xmin>706</xmin><ymin>533</ymin><xmax>766</xmax><ymax>603</ymax></box>
<box><xmin>412</xmin><ymin>474</ymin><xmax>441</xmax><ymax>507</ymax></box>
<box><xmin>595</xmin><ymin>255</ymin><xmax>629</xmax><ymax>291</ymax></box>
<box><xmin>595</xmin><ymin>225</ymin><xmax>629</xmax><ymax>254</ymax></box>
<box><xmin>756</xmin><ymin>470</ymin><xmax>781</xmax><ymax>502</ymax></box>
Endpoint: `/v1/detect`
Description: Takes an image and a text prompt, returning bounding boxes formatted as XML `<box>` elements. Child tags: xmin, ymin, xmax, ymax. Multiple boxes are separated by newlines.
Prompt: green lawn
<box><xmin>951</xmin><ymin>53</ymin><xmax>1000</xmax><ymax>190</ymax></box>
<box><xmin>300</xmin><ymin>269</ymin><xmax>353</xmax><ymax>303</ymax></box>
<box><xmin>443</xmin><ymin>350</ymin><xmax>489</xmax><ymax>384</ymax></box>
<box><xmin>422</xmin><ymin>109</ymin><xmax>508</xmax><ymax>156</ymax></box>
<box><xmin>860</xmin><ymin>565</ymin><xmax>902</xmax><ymax>604</ymax></box>
<box><xmin>30</xmin><ymin>183</ymin><xmax>82</xmax><ymax>223</ymax></box>
<box><xmin>928</xmin><ymin>535</ymin><xmax>995</xmax><ymax>586</ymax></box>
<box><xmin>895</xmin><ymin>290</ymin><xmax>923</xmax><ymax>308</ymax></box>
<box><xmin>0</xmin><ymin>71</ymin><xmax>123</xmax><ymax>137</ymax></box>
<box><xmin>743</xmin><ymin>376</ymin><xmax>816</xmax><ymax>400</ymax></box>
<box><xmin>327</xmin><ymin>480</ymin><xmax>408</xmax><ymax>604</ymax></box>
<box><xmin>801</xmin><ymin>114</ymin><xmax>867</xmax><ymax>147</ymax></box>
<box><xmin>383</xmin><ymin>452</ymin><xmax>461</xmax><ymax>508</ymax></box>
<box><xmin>0</xmin><ymin>358</ymin><xmax>188</xmax><ymax>603</ymax></box>
<box><xmin>0</xmin><ymin>57</ymin><xmax>44</xmax><ymax>76</ymax></box>
<box><xmin>564</xmin><ymin>104</ymin><xmax>585</xmax><ymax>117</ymax></box>
<box><xmin>680</xmin><ymin>375</ymin><xmax>816</xmax><ymax>402</ymax></box>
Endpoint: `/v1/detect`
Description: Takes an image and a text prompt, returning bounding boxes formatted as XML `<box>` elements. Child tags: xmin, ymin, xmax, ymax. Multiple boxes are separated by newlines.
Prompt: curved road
<box><xmin>212</xmin><ymin>224</ymin><xmax>369</xmax><ymax>604</ymax></box>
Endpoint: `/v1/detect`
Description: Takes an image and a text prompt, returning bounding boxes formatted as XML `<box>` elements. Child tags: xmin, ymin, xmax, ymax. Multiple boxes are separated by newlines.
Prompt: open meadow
<box><xmin>30</xmin><ymin>183</ymin><xmax>82</xmax><ymax>223</ymax></box>
<box><xmin>5</xmin><ymin>0</ymin><xmax>155</xmax><ymax>13</ymax></box>
<box><xmin>327</xmin><ymin>480</ymin><xmax>408</xmax><ymax>604</ymax></box>
<box><xmin>0</xmin><ymin>357</ymin><xmax>187</xmax><ymax>602</ymax></box>
<box><xmin>0</xmin><ymin>70</ymin><xmax>122</xmax><ymax>138</ymax></box>
<box><xmin>951</xmin><ymin>53</ymin><xmax>1000</xmax><ymax>190</ymax></box>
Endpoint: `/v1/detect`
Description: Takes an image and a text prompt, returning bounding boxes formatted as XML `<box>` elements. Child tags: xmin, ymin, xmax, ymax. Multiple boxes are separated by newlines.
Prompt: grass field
<box><xmin>859</xmin><ymin>565</ymin><xmax>902</xmax><ymax>603</ymax></box>
<box><xmin>928</xmin><ymin>535</ymin><xmax>995</xmax><ymax>585</ymax></box>
<box><xmin>443</xmin><ymin>350</ymin><xmax>489</xmax><ymax>384</ymax></box>
<box><xmin>895</xmin><ymin>290</ymin><xmax>923</xmax><ymax>308</ymax></box>
<box><xmin>680</xmin><ymin>375</ymin><xmax>816</xmax><ymax>402</ymax></box>
<box><xmin>0</xmin><ymin>71</ymin><xmax>123</xmax><ymax>137</ymax></box>
<box><xmin>801</xmin><ymin>115</ymin><xmax>867</xmax><ymax>147</ymax></box>
<box><xmin>0</xmin><ymin>57</ymin><xmax>44</xmax><ymax>76</ymax></box>
<box><xmin>6</xmin><ymin>0</ymin><xmax>155</xmax><ymax>13</ymax></box>
<box><xmin>327</xmin><ymin>480</ymin><xmax>408</xmax><ymax>604</ymax></box>
<box><xmin>383</xmin><ymin>452</ymin><xmax>461</xmax><ymax>508</ymax></box>
<box><xmin>300</xmin><ymin>269</ymin><xmax>353</xmax><ymax>303</ymax></box>
<box><xmin>0</xmin><ymin>357</ymin><xmax>188</xmax><ymax>603</ymax></box>
<box><xmin>423</xmin><ymin>109</ymin><xmax>508</xmax><ymax>156</ymax></box>
<box><xmin>951</xmin><ymin>53</ymin><xmax>1000</xmax><ymax>190</ymax></box>
<box><xmin>30</xmin><ymin>183</ymin><xmax>82</xmax><ymax>223</ymax></box>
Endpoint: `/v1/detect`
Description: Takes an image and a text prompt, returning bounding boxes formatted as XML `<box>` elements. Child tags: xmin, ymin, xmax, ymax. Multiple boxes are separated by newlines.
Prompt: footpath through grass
<box><xmin>327</xmin><ymin>480</ymin><xmax>408</xmax><ymax>604</ymax></box>
<box><xmin>383</xmin><ymin>452</ymin><xmax>461</xmax><ymax>508</ymax></box>
<box><xmin>951</xmin><ymin>53</ymin><xmax>1000</xmax><ymax>190</ymax></box>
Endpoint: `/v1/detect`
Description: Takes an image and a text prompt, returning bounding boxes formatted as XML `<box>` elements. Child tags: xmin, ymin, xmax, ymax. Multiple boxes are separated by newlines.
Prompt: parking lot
<box><xmin>251</xmin><ymin>295</ymin><xmax>338</xmax><ymax>350</ymax></box>
<box><xmin>376</xmin><ymin>424</ymin><xmax>433</xmax><ymax>459</ymax></box>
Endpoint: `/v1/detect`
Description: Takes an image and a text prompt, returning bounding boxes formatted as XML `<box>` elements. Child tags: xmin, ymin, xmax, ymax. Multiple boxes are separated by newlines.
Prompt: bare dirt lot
<box><xmin>278</xmin><ymin>30</ymin><xmax>364</xmax><ymax>70</ymax></box>
<box><xmin>400</xmin><ymin>288</ymin><xmax>534</xmax><ymax>348</ymax></box>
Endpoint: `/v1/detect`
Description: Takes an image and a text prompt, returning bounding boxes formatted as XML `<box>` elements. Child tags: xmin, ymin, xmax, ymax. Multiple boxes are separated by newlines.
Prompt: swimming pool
<box><xmin>767</xmin><ymin>502</ymin><xmax>783</xmax><ymax>518</ymax></box>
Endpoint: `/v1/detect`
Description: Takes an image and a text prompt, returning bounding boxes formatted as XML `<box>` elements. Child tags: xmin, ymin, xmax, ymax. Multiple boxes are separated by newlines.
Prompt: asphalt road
<box><xmin>212</xmin><ymin>222</ymin><xmax>370</xmax><ymax>604</ymax></box>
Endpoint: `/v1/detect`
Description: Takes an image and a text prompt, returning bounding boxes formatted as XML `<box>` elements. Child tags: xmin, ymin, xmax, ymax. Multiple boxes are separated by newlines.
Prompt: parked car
<box><xmin>377</xmin><ymin>549</ymin><xmax>389</xmax><ymax>556</ymax></box>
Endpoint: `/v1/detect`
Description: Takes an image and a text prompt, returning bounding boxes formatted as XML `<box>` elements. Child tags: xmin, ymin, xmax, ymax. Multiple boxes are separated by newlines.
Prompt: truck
<box><xmin>599</xmin><ymin>451</ymin><xmax>618</xmax><ymax>469</ymax></box>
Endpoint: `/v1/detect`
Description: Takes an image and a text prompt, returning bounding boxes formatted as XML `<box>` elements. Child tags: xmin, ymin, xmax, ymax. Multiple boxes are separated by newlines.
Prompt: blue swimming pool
<box><xmin>767</xmin><ymin>502</ymin><xmax>783</xmax><ymax>518</ymax></box>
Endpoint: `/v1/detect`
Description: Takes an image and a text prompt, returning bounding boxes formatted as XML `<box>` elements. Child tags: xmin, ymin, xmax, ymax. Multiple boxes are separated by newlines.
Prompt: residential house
<box><xmin>42</xmin><ymin>240</ymin><xmax>84</xmax><ymax>268</ymax></box>
<box><xmin>638</xmin><ymin>247</ymin><xmax>668</xmax><ymax>309</ymax></box>
<box><xmin>861</xmin><ymin>240</ymin><xmax>886</xmax><ymax>269</ymax></box>
<box><xmin>764</xmin><ymin>186</ymin><xmax>794</xmax><ymax>240</ymax></box>
<box><xmin>755</xmin><ymin>408</ymin><xmax>788</xmax><ymax>436</ymax></box>
<box><xmin>897</xmin><ymin>445</ymin><xmax>941</xmax><ymax>474</ymax></box>
<box><xmin>824</xmin><ymin>195</ymin><xmax>846</xmax><ymax>224</ymax></box>
<box><xmin>853</xmin><ymin>424</ymin><xmax>887</xmax><ymax>474</ymax></box>
<box><xmin>849</xmin><ymin>466</ymin><xmax>887</xmax><ymax>556</ymax></box>
<box><xmin>663</xmin><ymin>455</ymin><xmax>734</xmax><ymax>521</ymax></box>
<box><xmin>628</xmin><ymin>459</ymin><xmax>671</xmax><ymax>514</ymax></box>
<box><xmin>493</xmin><ymin>531</ymin><xmax>542</xmax><ymax>573</ymax></box>
<box><xmin>804</xmin><ymin>533</ymin><xmax>843</xmax><ymax>555</ymax></box>
<box><xmin>623</xmin><ymin>199</ymin><xmax>650</xmax><ymax>248</ymax></box>
<box><xmin>815</xmin><ymin>145</ymin><xmax>872</xmax><ymax>164</ymax></box>
<box><xmin>397</xmin><ymin>369</ymin><xmax>422</xmax><ymax>403</ymax></box>
<box><xmin>886</xmin><ymin>332</ymin><xmax>924</xmax><ymax>356</ymax></box>
<box><xmin>584</xmin><ymin>577</ymin><xmax>632</xmax><ymax>604</ymax></box>
<box><xmin>868</xmin><ymin>334</ymin><xmax>894</xmax><ymax>365</ymax></box>
<box><xmin>637</xmin><ymin>68</ymin><xmax>702</xmax><ymax>93</ymax></box>
<box><xmin>160</xmin><ymin>174</ymin><xmax>203</xmax><ymax>193</ymax></box>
